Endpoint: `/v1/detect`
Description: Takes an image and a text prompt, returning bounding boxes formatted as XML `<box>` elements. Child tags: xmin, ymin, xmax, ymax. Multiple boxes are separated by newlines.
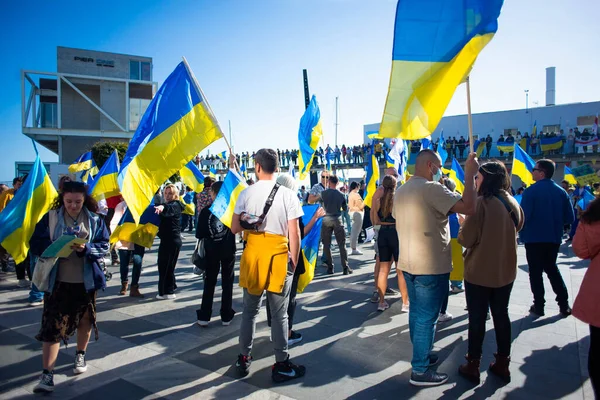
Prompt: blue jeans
<box><xmin>403</xmin><ymin>272</ymin><xmax>450</xmax><ymax>373</ymax></box>
<box><xmin>119</xmin><ymin>245</ymin><xmax>145</xmax><ymax>286</ymax></box>
<box><xmin>342</xmin><ymin>211</ymin><xmax>352</xmax><ymax>235</ymax></box>
<box><xmin>28</xmin><ymin>256</ymin><xmax>44</xmax><ymax>303</ymax></box>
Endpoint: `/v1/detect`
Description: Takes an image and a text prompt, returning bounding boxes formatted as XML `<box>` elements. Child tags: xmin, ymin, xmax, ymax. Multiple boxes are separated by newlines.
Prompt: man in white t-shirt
<box><xmin>231</xmin><ymin>148</ymin><xmax>306</xmax><ymax>383</ymax></box>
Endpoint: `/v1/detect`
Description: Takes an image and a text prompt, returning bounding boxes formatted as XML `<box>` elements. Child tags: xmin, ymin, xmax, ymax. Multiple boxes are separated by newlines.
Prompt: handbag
<box><xmin>31</xmin><ymin>211</ymin><xmax>59</xmax><ymax>292</ymax></box>
<box><xmin>191</xmin><ymin>239</ymin><xmax>207</xmax><ymax>272</ymax></box>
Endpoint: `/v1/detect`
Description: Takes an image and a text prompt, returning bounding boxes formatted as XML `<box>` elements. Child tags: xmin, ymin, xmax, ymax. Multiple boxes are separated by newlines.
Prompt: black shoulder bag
<box><xmin>494</xmin><ymin>195</ymin><xmax>519</xmax><ymax>228</ymax></box>
<box><xmin>240</xmin><ymin>183</ymin><xmax>281</xmax><ymax>231</ymax></box>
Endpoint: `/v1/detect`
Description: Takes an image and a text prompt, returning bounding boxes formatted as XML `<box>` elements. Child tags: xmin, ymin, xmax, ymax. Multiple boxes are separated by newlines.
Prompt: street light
<box><xmin>524</xmin><ymin>90</ymin><xmax>529</xmax><ymax>114</ymax></box>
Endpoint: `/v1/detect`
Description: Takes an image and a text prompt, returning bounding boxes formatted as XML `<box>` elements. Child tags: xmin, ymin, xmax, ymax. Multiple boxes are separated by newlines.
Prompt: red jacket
<box><xmin>572</xmin><ymin>221</ymin><xmax>600</xmax><ymax>327</ymax></box>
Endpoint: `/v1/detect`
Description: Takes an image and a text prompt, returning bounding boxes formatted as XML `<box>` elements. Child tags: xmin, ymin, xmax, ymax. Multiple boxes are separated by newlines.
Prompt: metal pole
<box><xmin>228</xmin><ymin>120</ymin><xmax>232</xmax><ymax>150</ymax></box>
<box><xmin>335</xmin><ymin>96</ymin><xmax>338</xmax><ymax>147</ymax></box>
<box><xmin>525</xmin><ymin>90</ymin><xmax>529</xmax><ymax>114</ymax></box>
<box><xmin>466</xmin><ymin>76</ymin><xmax>474</xmax><ymax>153</ymax></box>
<box><xmin>303</xmin><ymin>69</ymin><xmax>310</xmax><ymax>109</ymax></box>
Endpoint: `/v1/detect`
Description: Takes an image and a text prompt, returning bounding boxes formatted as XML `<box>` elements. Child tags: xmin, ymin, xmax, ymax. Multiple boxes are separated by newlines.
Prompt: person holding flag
<box><xmin>520</xmin><ymin>159</ymin><xmax>574</xmax><ymax>317</ymax></box>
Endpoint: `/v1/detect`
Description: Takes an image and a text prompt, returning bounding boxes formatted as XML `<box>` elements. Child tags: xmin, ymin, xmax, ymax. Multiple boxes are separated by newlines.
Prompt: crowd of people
<box><xmin>0</xmin><ymin>147</ymin><xmax>598</xmax><ymax>396</ymax></box>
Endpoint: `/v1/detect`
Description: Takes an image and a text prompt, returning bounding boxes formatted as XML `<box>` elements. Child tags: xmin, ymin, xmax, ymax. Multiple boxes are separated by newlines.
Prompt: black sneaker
<box><xmin>409</xmin><ymin>369</ymin><xmax>449</xmax><ymax>387</ymax></box>
<box><xmin>236</xmin><ymin>354</ymin><xmax>252</xmax><ymax>377</ymax></box>
<box><xmin>272</xmin><ymin>357</ymin><xmax>306</xmax><ymax>383</ymax></box>
<box><xmin>288</xmin><ymin>330</ymin><xmax>303</xmax><ymax>346</ymax></box>
<box><xmin>343</xmin><ymin>267</ymin><xmax>353</xmax><ymax>275</ymax></box>
<box><xmin>429</xmin><ymin>354</ymin><xmax>439</xmax><ymax>367</ymax></box>
<box><xmin>385</xmin><ymin>287</ymin><xmax>399</xmax><ymax>296</ymax></box>
<box><xmin>73</xmin><ymin>352</ymin><xmax>87</xmax><ymax>375</ymax></box>
<box><xmin>529</xmin><ymin>305</ymin><xmax>545</xmax><ymax>317</ymax></box>
<box><xmin>327</xmin><ymin>267</ymin><xmax>334</xmax><ymax>275</ymax></box>
<box><xmin>33</xmin><ymin>372</ymin><xmax>54</xmax><ymax>393</ymax></box>
<box><xmin>560</xmin><ymin>306</ymin><xmax>572</xmax><ymax>317</ymax></box>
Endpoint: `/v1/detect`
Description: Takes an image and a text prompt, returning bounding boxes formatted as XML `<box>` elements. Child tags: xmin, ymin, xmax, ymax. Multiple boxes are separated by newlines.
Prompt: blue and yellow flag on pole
<box><xmin>448</xmin><ymin>158</ymin><xmax>466</xmax><ymax>194</ymax></box>
<box><xmin>0</xmin><ymin>156</ymin><xmax>57</xmax><ymax>263</ymax></box>
<box><xmin>298</xmin><ymin>95</ymin><xmax>323</xmax><ymax>180</ymax></box>
<box><xmin>69</xmin><ymin>151</ymin><xmax>95</xmax><ymax>173</ymax></box>
<box><xmin>564</xmin><ymin>166</ymin><xmax>578</xmax><ymax>186</ymax></box>
<box><xmin>89</xmin><ymin>150</ymin><xmax>120</xmax><ymax>201</ymax></box>
<box><xmin>379</xmin><ymin>0</ymin><xmax>503</xmax><ymax>140</ymax></box>
<box><xmin>364</xmin><ymin>146</ymin><xmax>380</xmax><ymax>208</ymax></box>
<box><xmin>209</xmin><ymin>169</ymin><xmax>247</xmax><ymax>228</ymax></box>
<box><xmin>240</xmin><ymin>163</ymin><xmax>248</xmax><ymax>180</ymax></box>
<box><xmin>297</xmin><ymin>204</ymin><xmax>323</xmax><ymax>293</ymax></box>
<box><xmin>110</xmin><ymin>204</ymin><xmax>160</xmax><ymax>249</ymax></box>
<box><xmin>119</xmin><ymin>61</ymin><xmax>224</xmax><ymax>223</ymax></box>
<box><xmin>474</xmin><ymin>139</ymin><xmax>486</xmax><ymax>157</ymax></box>
<box><xmin>367</xmin><ymin>130</ymin><xmax>382</xmax><ymax>140</ymax></box>
<box><xmin>577</xmin><ymin>189</ymin><xmax>596</xmax><ymax>211</ymax></box>
<box><xmin>179</xmin><ymin>161</ymin><xmax>205</xmax><ymax>193</ymax></box>
<box><xmin>513</xmin><ymin>144</ymin><xmax>536</xmax><ymax>186</ymax></box>
<box><xmin>209</xmin><ymin>167</ymin><xmax>218</xmax><ymax>178</ymax></box>
<box><xmin>532</xmin><ymin>120</ymin><xmax>537</xmax><ymax>137</ymax></box>
<box><xmin>80</xmin><ymin>164</ymin><xmax>99</xmax><ymax>184</ymax></box>
<box><xmin>437</xmin><ymin>131</ymin><xmax>448</xmax><ymax>164</ymax></box>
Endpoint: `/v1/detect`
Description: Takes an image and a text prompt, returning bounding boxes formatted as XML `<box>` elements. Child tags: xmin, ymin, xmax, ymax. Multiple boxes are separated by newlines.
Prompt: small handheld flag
<box><xmin>209</xmin><ymin>169</ymin><xmax>247</xmax><ymax>228</ymax></box>
<box><xmin>69</xmin><ymin>151</ymin><xmax>95</xmax><ymax>173</ymax></box>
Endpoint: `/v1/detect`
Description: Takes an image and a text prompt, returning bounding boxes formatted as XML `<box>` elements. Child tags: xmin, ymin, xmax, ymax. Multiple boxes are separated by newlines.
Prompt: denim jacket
<box><xmin>29</xmin><ymin>207</ymin><xmax>110</xmax><ymax>293</ymax></box>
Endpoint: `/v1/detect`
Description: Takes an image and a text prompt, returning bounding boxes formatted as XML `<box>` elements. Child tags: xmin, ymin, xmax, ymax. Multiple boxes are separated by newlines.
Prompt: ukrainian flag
<box><xmin>81</xmin><ymin>165</ymin><xmax>99</xmax><ymax>184</ymax></box>
<box><xmin>209</xmin><ymin>167</ymin><xmax>218</xmax><ymax>178</ymax></box>
<box><xmin>577</xmin><ymin>189</ymin><xmax>596</xmax><ymax>211</ymax></box>
<box><xmin>0</xmin><ymin>156</ymin><xmax>57</xmax><ymax>264</ymax></box>
<box><xmin>367</xmin><ymin>130</ymin><xmax>381</xmax><ymax>140</ymax></box>
<box><xmin>532</xmin><ymin>120</ymin><xmax>537</xmax><ymax>137</ymax></box>
<box><xmin>240</xmin><ymin>163</ymin><xmax>248</xmax><ymax>179</ymax></box>
<box><xmin>217</xmin><ymin>151</ymin><xmax>227</xmax><ymax>159</ymax></box>
<box><xmin>182</xmin><ymin>191</ymin><xmax>195</xmax><ymax>216</ymax></box>
<box><xmin>209</xmin><ymin>169</ymin><xmax>247</xmax><ymax>228</ymax></box>
<box><xmin>298</xmin><ymin>95</ymin><xmax>323</xmax><ymax>180</ymax></box>
<box><xmin>540</xmin><ymin>137</ymin><xmax>563</xmax><ymax>152</ymax></box>
<box><xmin>437</xmin><ymin>132</ymin><xmax>448</xmax><ymax>164</ymax></box>
<box><xmin>379</xmin><ymin>0</ymin><xmax>503</xmax><ymax>140</ymax></box>
<box><xmin>474</xmin><ymin>139</ymin><xmax>486</xmax><ymax>157</ymax></box>
<box><xmin>68</xmin><ymin>151</ymin><xmax>95</xmax><ymax>173</ymax></box>
<box><xmin>297</xmin><ymin>204</ymin><xmax>323</xmax><ymax>293</ymax></box>
<box><xmin>564</xmin><ymin>166</ymin><xmax>578</xmax><ymax>186</ymax></box>
<box><xmin>88</xmin><ymin>150</ymin><xmax>120</xmax><ymax>201</ymax></box>
<box><xmin>119</xmin><ymin>61</ymin><xmax>224</xmax><ymax>223</ymax></box>
<box><xmin>364</xmin><ymin>147</ymin><xmax>380</xmax><ymax>208</ymax></box>
<box><xmin>110</xmin><ymin>204</ymin><xmax>160</xmax><ymax>249</ymax></box>
<box><xmin>513</xmin><ymin>144</ymin><xmax>536</xmax><ymax>186</ymax></box>
<box><xmin>448</xmin><ymin>158</ymin><xmax>466</xmax><ymax>194</ymax></box>
<box><xmin>497</xmin><ymin>142</ymin><xmax>514</xmax><ymax>153</ymax></box>
<box><xmin>179</xmin><ymin>161</ymin><xmax>205</xmax><ymax>192</ymax></box>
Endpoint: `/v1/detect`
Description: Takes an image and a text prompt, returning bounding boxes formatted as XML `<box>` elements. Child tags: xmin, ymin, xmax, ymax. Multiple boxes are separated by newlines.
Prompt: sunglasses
<box><xmin>532</xmin><ymin>168</ymin><xmax>542</xmax><ymax>172</ymax></box>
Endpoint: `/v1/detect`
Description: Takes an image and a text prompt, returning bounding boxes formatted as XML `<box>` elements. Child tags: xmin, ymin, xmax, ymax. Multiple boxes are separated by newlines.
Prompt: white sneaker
<box><xmin>29</xmin><ymin>300</ymin><xmax>43</xmax><ymax>307</ymax></box>
<box><xmin>197</xmin><ymin>320</ymin><xmax>209</xmax><ymax>327</ymax></box>
<box><xmin>438</xmin><ymin>312</ymin><xmax>453</xmax><ymax>323</ymax></box>
<box><xmin>351</xmin><ymin>249</ymin><xmax>363</xmax><ymax>255</ymax></box>
<box><xmin>17</xmin><ymin>279</ymin><xmax>30</xmax><ymax>288</ymax></box>
<box><xmin>73</xmin><ymin>352</ymin><xmax>87</xmax><ymax>374</ymax></box>
<box><xmin>377</xmin><ymin>301</ymin><xmax>390</xmax><ymax>312</ymax></box>
<box><xmin>401</xmin><ymin>303</ymin><xmax>410</xmax><ymax>313</ymax></box>
<box><xmin>156</xmin><ymin>294</ymin><xmax>166</xmax><ymax>300</ymax></box>
<box><xmin>166</xmin><ymin>294</ymin><xmax>177</xmax><ymax>299</ymax></box>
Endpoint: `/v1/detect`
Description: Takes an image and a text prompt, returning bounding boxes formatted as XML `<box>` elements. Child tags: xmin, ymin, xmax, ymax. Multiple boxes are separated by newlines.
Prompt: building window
<box><xmin>40</xmin><ymin>102</ymin><xmax>57</xmax><ymax>128</ymax></box>
<box><xmin>504</xmin><ymin>128</ymin><xmax>517</xmax><ymax>136</ymax></box>
<box><xmin>129</xmin><ymin>98</ymin><xmax>151</xmax><ymax>130</ymax></box>
<box><xmin>542</xmin><ymin>124</ymin><xmax>561</xmax><ymax>133</ymax></box>
<box><xmin>130</xmin><ymin>60</ymin><xmax>151</xmax><ymax>81</ymax></box>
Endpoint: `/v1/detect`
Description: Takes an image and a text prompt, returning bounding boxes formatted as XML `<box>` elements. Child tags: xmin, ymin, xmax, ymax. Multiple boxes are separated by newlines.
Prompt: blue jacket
<box><xmin>30</xmin><ymin>207</ymin><xmax>110</xmax><ymax>293</ymax></box>
<box><xmin>520</xmin><ymin>179</ymin><xmax>574</xmax><ymax>244</ymax></box>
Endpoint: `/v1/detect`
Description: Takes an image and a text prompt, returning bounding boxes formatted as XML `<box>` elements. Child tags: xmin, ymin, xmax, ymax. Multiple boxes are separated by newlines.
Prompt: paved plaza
<box><xmin>0</xmin><ymin>234</ymin><xmax>594</xmax><ymax>399</ymax></box>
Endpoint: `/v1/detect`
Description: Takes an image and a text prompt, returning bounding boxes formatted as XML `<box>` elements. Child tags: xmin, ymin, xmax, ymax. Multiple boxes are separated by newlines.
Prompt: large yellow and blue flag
<box><xmin>118</xmin><ymin>61</ymin><xmax>224</xmax><ymax>223</ymax></box>
<box><xmin>513</xmin><ymin>144</ymin><xmax>536</xmax><ymax>186</ymax></box>
<box><xmin>298</xmin><ymin>95</ymin><xmax>323</xmax><ymax>180</ymax></box>
<box><xmin>209</xmin><ymin>169</ymin><xmax>247</xmax><ymax>228</ymax></box>
<box><xmin>179</xmin><ymin>161</ymin><xmax>205</xmax><ymax>192</ymax></box>
<box><xmin>497</xmin><ymin>141</ymin><xmax>514</xmax><ymax>153</ymax></box>
<box><xmin>0</xmin><ymin>156</ymin><xmax>57</xmax><ymax>263</ymax></box>
<box><xmin>110</xmin><ymin>204</ymin><xmax>160</xmax><ymax>249</ymax></box>
<box><xmin>69</xmin><ymin>151</ymin><xmax>95</xmax><ymax>173</ymax></box>
<box><xmin>297</xmin><ymin>204</ymin><xmax>323</xmax><ymax>293</ymax></box>
<box><xmin>564</xmin><ymin>166</ymin><xmax>578</xmax><ymax>186</ymax></box>
<box><xmin>379</xmin><ymin>0</ymin><xmax>504</xmax><ymax>140</ymax></box>
<box><xmin>364</xmin><ymin>146</ymin><xmax>380</xmax><ymax>208</ymax></box>
<box><xmin>448</xmin><ymin>158</ymin><xmax>466</xmax><ymax>194</ymax></box>
<box><xmin>89</xmin><ymin>150</ymin><xmax>120</xmax><ymax>201</ymax></box>
<box><xmin>540</xmin><ymin>137</ymin><xmax>563</xmax><ymax>152</ymax></box>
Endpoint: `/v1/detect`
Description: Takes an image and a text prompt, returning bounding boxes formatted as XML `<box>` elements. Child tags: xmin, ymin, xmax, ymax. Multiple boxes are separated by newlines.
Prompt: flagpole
<box><xmin>181</xmin><ymin>57</ymin><xmax>239</xmax><ymax>173</ymax></box>
<box><xmin>466</xmin><ymin>76</ymin><xmax>474</xmax><ymax>153</ymax></box>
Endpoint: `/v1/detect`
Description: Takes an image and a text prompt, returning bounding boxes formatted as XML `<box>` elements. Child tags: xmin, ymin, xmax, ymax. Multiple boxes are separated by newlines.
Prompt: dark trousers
<box><xmin>196</xmin><ymin>247</ymin><xmax>235</xmax><ymax>322</ymax></box>
<box><xmin>590</xmin><ymin>325</ymin><xmax>599</xmax><ymax>398</ymax></box>
<box><xmin>16</xmin><ymin>254</ymin><xmax>31</xmax><ymax>280</ymax></box>
<box><xmin>267</xmin><ymin>267</ymin><xmax>301</xmax><ymax>331</ymax></box>
<box><xmin>525</xmin><ymin>243</ymin><xmax>569</xmax><ymax>309</ymax></box>
<box><xmin>181</xmin><ymin>214</ymin><xmax>194</xmax><ymax>232</ymax></box>
<box><xmin>321</xmin><ymin>217</ymin><xmax>349</xmax><ymax>270</ymax></box>
<box><xmin>157</xmin><ymin>238</ymin><xmax>181</xmax><ymax>296</ymax></box>
<box><xmin>465</xmin><ymin>281</ymin><xmax>513</xmax><ymax>358</ymax></box>
<box><xmin>103</xmin><ymin>210</ymin><xmax>119</xmax><ymax>263</ymax></box>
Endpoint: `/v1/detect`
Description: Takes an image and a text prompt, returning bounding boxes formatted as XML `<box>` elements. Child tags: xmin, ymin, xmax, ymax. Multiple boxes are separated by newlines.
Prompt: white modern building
<box><xmin>20</xmin><ymin>46</ymin><xmax>157</xmax><ymax>182</ymax></box>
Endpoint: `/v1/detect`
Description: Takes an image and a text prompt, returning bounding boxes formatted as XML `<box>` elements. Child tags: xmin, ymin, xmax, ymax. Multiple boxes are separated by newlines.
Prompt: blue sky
<box><xmin>1</xmin><ymin>0</ymin><xmax>599</xmax><ymax>181</ymax></box>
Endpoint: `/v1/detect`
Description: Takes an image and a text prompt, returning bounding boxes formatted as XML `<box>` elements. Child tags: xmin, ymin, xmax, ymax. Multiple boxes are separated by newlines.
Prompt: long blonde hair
<box><xmin>164</xmin><ymin>184</ymin><xmax>180</xmax><ymax>200</ymax></box>
<box><xmin>380</xmin><ymin>175</ymin><xmax>397</xmax><ymax>218</ymax></box>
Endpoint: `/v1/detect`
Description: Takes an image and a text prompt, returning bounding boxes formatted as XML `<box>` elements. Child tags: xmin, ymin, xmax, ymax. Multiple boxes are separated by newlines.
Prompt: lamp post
<box><xmin>525</xmin><ymin>90</ymin><xmax>529</xmax><ymax>113</ymax></box>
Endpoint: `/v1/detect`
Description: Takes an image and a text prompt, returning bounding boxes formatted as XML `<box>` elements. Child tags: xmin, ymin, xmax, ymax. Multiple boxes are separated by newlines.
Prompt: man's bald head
<box><xmin>415</xmin><ymin>149</ymin><xmax>442</xmax><ymax>180</ymax></box>
<box><xmin>384</xmin><ymin>167</ymin><xmax>399</xmax><ymax>178</ymax></box>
